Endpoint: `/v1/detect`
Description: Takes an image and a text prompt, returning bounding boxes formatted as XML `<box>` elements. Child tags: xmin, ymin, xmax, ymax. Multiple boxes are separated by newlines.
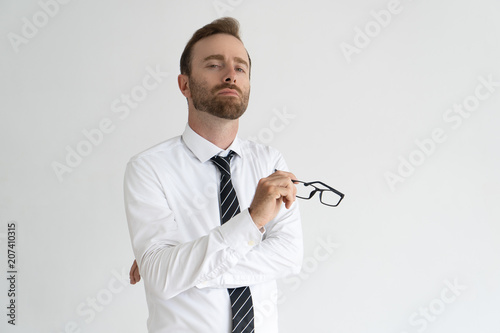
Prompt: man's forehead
<box><xmin>191</xmin><ymin>33</ymin><xmax>249</xmax><ymax>63</ymax></box>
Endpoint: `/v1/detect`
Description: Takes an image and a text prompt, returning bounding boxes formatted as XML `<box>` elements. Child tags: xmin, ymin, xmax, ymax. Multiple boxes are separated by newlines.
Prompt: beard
<box><xmin>189</xmin><ymin>76</ymin><xmax>250</xmax><ymax>120</ymax></box>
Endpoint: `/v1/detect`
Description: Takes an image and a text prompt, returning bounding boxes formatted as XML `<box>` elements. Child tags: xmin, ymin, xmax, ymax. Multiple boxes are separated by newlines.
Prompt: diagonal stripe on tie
<box><xmin>221</xmin><ymin>186</ymin><xmax>235</xmax><ymax>207</ymax></box>
<box><xmin>222</xmin><ymin>193</ymin><xmax>238</xmax><ymax>219</ymax></box>
<box><xmin>211</xmin><ymin>151</ymin><xmax>254</xmax><ymax>333</ymax></box>
<box><xmin>221</xmin><ymin>176</ymin><xmax>232</xmax><ymax>194</ymax></box>
<box><xmin>232</xmin><ymin>293</ymin><xmax>252</xmax><ymax>318</ymax></box>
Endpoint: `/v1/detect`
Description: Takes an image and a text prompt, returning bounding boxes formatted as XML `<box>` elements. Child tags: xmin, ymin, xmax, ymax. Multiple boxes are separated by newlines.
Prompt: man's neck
<box><xmin>188</xmin><ymin>110</ymin><xmax>239</xmax><ymax>150</ymax></box>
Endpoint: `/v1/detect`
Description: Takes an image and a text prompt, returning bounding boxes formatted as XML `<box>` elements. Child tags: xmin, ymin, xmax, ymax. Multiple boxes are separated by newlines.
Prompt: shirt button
<box><xmin>248</xmin><ymin>240</ymin><xmax>255</xmax><ymax>246</ymax></box>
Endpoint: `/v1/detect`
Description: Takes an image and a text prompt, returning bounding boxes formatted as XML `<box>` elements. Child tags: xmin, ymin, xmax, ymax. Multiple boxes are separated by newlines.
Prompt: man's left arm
<box><xmin>196</xmin><ymin>199</ymin><xmax>303</xmax><ymax>288</ymax></box>
<box><xmin>197</xmin><ymin>147</ymin><xmax>303</xmax><ymax>288</ymax></box>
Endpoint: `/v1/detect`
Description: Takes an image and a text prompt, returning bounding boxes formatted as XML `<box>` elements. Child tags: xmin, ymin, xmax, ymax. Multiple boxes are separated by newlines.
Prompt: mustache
<box><xmin>212</xmin><ymin>83</ymin><xmax>242</xmax><ymax>95</ymax></box>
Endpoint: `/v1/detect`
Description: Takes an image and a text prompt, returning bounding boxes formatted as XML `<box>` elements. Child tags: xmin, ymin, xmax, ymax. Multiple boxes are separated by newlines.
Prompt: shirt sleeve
<box><xmin>124</xmin><ymin>157</ymin><xmax>264</xmax><ymax>300</ymax></box>
<box><xmin>197</xmin><ymin>204</ymin><xmax>303</xmax><ymax>289</ymax></box>
<box><xmin>196</xmin><ymin>150</ymin><xmax>304</xmax><ymax>289</ymax></box>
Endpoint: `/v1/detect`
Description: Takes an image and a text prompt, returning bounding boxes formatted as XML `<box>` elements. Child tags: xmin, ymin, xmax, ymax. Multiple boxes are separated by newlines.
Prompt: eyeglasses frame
<box><xmin>293</xmin><ymin>180</ymin><xmax>345</xmax><ymax>207</ymax></box>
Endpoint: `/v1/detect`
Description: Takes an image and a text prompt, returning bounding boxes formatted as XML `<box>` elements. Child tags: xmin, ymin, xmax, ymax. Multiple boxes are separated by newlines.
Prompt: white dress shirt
<box><xmin>124</xmin><ymin>124</ymin><xmax>303</xmax><ymax>333</ymax></box>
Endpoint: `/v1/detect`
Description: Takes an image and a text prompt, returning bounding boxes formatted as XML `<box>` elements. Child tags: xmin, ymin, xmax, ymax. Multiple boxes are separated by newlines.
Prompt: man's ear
<box><xmin>178</xmin><ymin>74</ymin><xmax>191</xmax><ymax>99</ymax></box>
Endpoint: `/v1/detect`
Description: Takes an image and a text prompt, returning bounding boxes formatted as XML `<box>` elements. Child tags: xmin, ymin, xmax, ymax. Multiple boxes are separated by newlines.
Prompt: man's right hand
<box><xmin>130</xmin><ymin>259</ymin><xmax>141</xmax><ymax>285</ymax></box>
<box><xmin>248</xmin><ymin>170</ymin><xmax>297</xmax><ymax>229</ymax></box>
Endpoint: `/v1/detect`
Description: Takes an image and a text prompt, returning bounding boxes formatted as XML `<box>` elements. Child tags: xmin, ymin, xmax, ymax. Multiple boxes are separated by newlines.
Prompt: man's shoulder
<box><xmin>128</xmin><ymin>135</ymin><xmax>183</xmax><ymax>163</ymax></box>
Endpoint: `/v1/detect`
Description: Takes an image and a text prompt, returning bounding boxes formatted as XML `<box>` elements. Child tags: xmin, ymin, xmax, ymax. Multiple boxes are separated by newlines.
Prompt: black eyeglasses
<box><xmin>293</xmin><ymin>180</ymin><xmax>345</xmax><ymax>207</ymax></box>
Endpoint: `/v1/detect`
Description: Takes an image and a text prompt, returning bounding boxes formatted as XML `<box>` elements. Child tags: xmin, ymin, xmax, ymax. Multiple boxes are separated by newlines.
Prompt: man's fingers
<box><xmin>269</xmin><ymin>171</ymin><xmax>298</xmax><ymax>189</ymax></box>
<box><xmin>130</xmin><ymin>260</ymin><xmax>140</xmax><ymax>285</ymax></box>
<box><xmin>275</xmin><ymin>183</ymin><xmax>296</xmax><ymax>207</ymax></box>
<box><xmin>133</xmin><ymin>268</ymin><xmax>141</xmax><ymax>284</ymax></box>
<box><xmin>273</xmin><ymin>170</ymin><xmax>297</xmax><ymax>183</ymax></box>
<box><xmin>265</xmin><ymin>171</ymin><xmax>298</xmax><ymax>207</ymax></box>
<box><xmin>129</xmin><ymin>260</ymin><xmax>136</xmax><ymax>280</ymax></box>
<box><xmin>249</xmin><ymin>170</ymin><xmax>298</xmax><ymax>228</ymax></box>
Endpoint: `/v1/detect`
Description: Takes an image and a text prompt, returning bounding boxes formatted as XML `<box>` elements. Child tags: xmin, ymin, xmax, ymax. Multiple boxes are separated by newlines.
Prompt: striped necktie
<box><xmin>211</xmin><ymin>151</ymin><xmax>255</xmax><ymax>333</ymax></box>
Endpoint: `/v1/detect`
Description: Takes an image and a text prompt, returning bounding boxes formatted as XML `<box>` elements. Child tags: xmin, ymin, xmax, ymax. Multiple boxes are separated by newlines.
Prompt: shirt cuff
<box><xmin>219</xmin><ymin>208</ymin><xmax>264</xmax><ymax>255</ymax></box>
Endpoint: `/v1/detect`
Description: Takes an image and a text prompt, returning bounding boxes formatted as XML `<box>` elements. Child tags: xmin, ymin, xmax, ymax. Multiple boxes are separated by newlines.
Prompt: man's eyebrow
<box><xmin>203</xmin><ymin>54</ymin><xmax>225</xmax><ymax>62</ymax></box>
<box><xmin>203</xmin><ymin>54</ymin><xmax>249</xmax><ymax>68</ymax></box>
<box><xmin>234</xmin><ymin>57</ymin><xmax>249</xmax><ymax>68</ymax></box>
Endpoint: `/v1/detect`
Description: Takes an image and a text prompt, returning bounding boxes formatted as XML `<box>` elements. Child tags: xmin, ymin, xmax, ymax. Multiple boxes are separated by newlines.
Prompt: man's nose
<box><xmin>224</xmin><ymin>68</ymin><xmax>237</xmax><ymax>84</ymax></box>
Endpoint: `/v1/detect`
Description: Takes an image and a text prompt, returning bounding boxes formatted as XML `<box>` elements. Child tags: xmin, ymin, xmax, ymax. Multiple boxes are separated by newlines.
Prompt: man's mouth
<box><xmin>217</xmin><ymin>88</ymin><xmax>240</xmax><ymax>96</ymax></box>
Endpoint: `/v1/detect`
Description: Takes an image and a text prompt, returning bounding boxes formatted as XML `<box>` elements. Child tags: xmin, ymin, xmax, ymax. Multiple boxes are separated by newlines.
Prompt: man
<box><xmin>124</xmin><ymin>17</ymin><xmax>303</xmax><ymax>332</ymax></box>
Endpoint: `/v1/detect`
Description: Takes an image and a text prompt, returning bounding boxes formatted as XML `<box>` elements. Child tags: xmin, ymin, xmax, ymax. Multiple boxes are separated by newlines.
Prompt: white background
<box><xmin>1</xmin><ymin>0</ymin><xmax>499</xmax><ymax>332</ymax></box>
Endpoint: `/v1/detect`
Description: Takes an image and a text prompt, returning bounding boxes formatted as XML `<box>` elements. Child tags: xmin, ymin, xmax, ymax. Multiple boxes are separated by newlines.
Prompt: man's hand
<box><xmin>130</xmin><ymin>259</ymin><xmax>141</xmax><ymax>285</ymax></box>
<box><xmin>249</xmin><ymin>170</ymin><xmax>297</xmax><ymax>229</ymax></box>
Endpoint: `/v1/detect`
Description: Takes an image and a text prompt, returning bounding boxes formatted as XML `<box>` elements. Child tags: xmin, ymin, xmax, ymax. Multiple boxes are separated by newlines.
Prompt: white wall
<box><xmin>1</xmin><ymin>0</ymin><xmax>499</xmax><ymax>332</ymax></box>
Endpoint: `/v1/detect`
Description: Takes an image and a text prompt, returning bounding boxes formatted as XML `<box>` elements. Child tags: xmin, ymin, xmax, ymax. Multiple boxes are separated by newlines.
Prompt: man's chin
<box><xmin>211</xmin><ymin>109</ymin><xmax>246</xmax><ymax>120</ymax></box>
<box><xmin>200</xmin><ymin>103</ymin><xmax>247</xmax><ymax>120</ymax></box>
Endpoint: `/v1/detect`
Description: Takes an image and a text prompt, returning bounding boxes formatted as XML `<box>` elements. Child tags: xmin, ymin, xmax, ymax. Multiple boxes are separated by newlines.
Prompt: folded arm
<box><xmin>125</xmin><ymin>156</ymin><xmax>303</xmax><ymax>294</ymax></box>
<box><xmin>125</xmin><ymin>158</ymin><xmax>264</xmax><ymax>299</ymax></box>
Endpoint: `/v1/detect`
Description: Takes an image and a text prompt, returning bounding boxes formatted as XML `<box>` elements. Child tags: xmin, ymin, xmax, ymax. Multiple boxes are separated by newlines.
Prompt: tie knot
<box><xmin>211</xmin><ymin>151</ymin><xmax>236</xmax><ymax>176</ymax></box>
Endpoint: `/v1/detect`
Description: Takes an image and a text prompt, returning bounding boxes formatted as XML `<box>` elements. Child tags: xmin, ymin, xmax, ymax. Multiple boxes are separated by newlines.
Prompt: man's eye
<box><xmin>208</xmin><ymin>64</ymin><xmax>220</xmax><ymax>68</ymax></box>
<box><xmin>236</xmin><ymin>67</ymin><xmax>245</xmax><ymax>73</ymax></box>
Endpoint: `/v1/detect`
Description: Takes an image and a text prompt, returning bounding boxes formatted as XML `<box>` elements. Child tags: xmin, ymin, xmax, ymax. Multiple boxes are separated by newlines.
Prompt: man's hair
<box><xmin>180</xmin><ymin>17</ymin><xmax>251</xmax><ymax>76</ymax></box>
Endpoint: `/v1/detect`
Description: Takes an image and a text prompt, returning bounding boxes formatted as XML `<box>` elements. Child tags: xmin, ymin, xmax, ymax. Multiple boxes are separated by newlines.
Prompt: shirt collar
<box><xmin>182</xmin><ymin>124</ymin><xmax>242</xmax><ymax>163</ymax></box>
